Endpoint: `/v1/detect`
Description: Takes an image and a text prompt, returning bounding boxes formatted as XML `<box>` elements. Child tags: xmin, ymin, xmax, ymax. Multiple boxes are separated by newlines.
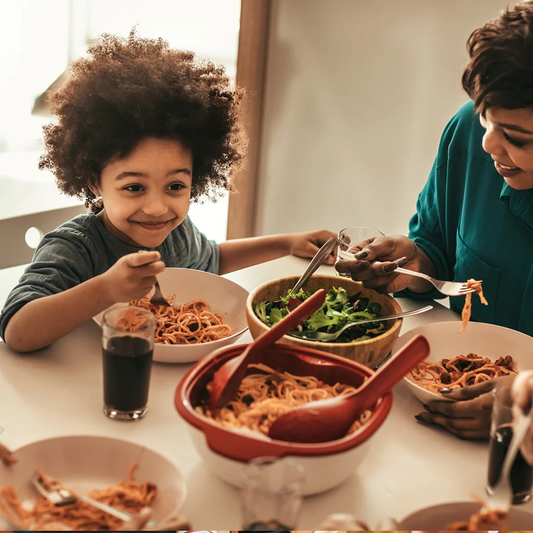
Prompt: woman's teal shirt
<box><xmin>402</xmin><ymin>100</ymin><xmax>533</xmax><ymax>335</ymax></box>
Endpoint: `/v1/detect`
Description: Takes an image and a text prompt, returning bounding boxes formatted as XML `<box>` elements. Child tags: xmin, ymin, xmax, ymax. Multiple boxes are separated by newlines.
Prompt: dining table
<box><xmin>0</xmin><ymin>255</ymin><xmax>532</xmax><ymax>530</ymax></box>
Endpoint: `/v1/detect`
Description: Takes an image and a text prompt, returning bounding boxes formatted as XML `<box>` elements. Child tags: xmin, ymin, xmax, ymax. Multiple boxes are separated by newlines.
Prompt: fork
<box><xmin>288</xmin><ymin>305</ymin><xmax>433</xmax><ymax>342</ymax></box>
<box><xmin>31</xmin><ymin>472</ymin><xmax>159</xmax><ymax>527</ymax></box>
<box><xmin>394</xmin><ymin>267</ymin><xmax>475</xmax><ymax>297</ymax></box>
<box><xmin>149</xmin><ymin>279</ymin><xmax>171</xmax><ymax>307</ymax></box>
<box><xmin>485</xmin><ymin>405</ymin><xmax>533</xmax><ymax>512</ymax></box>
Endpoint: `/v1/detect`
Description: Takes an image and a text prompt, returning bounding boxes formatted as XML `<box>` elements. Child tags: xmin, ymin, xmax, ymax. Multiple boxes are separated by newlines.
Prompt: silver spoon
<box><xmin>288</xmin><ymin>305</ymin><xmax>433</xmax><ymax>342</ymax></box>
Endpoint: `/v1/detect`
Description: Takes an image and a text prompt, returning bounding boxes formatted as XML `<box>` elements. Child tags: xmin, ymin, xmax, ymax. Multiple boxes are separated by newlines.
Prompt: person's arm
<box><xmin>218</xmin><ymin>229</ymin><xmax>335</xmax><ymax>275</ymax></box>
<box><xmin>4</xmin><ymin>252</ymin><xmax>164</xmax><ymax>353</ymax></box>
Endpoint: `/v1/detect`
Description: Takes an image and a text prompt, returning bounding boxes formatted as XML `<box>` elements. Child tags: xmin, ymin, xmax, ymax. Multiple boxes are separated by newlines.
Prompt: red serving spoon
<box><xmin>208</xmin><ymin>289</ymin><xmax>327</xmax><ymax>411</ymax></box>
<box><xmin>268</xmin><ymin>334</ymin><xmax>430</xmax><ymax>443</ymax></box>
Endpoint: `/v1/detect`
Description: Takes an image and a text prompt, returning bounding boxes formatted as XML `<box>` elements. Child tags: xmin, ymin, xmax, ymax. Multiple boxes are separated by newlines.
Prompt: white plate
<box><xmin>93</xmin><ymin>268</ymin><xmax>249</xmax><ymax>363</ymax></box>
<box><xmin>0</xmin><ymin>435</ymin><xmax>187</xmax><ymax>531</ymax></box>
<box><xmin>394</xmin><ymin>321</ymin><xmax>533</xmax><ymax>405</ymax></box>
<box><xmin>396</xmin><ymin>500</ymin><xmax>533</xmax><ymax>529</ymax></box>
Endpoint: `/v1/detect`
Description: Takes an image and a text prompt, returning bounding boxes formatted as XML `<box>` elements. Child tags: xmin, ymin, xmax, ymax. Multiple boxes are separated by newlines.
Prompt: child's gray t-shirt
<box><xmin>0</xmin><ymin>213</ymin><xmax>219</xmax><ymax>340</ymax></box>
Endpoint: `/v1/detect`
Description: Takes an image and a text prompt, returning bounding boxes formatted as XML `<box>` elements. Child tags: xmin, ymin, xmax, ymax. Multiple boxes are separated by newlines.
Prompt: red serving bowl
<box><xmin>175</xmin><ymin>342</ymin><xmax>392</xmax><ymax>493</ymax></box>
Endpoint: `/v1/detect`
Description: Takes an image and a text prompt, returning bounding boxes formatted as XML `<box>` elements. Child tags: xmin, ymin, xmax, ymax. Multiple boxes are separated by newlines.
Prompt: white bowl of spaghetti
<box><xmin>393</xmin><ymin>321</ymin><xmax>533</xmax><ymax>405</ymax></box>
<box><xmin>175</xmin><ymin>342</ymin><xmax>393</xmax><ymax>495</ymax></box>
<box><xmin>0</xmin><ymin>435</ymin><xmax>187</xmax><ymax>531</ymax></box>
<box><xmin>395</xmin><ymin>499</ymin><xmax>533</xmax><ymax>530</ymax></box>
<box><xmin>93</xmin><ymin>268</ymin><xmax>249</xmax><ymax>363</ymax></box>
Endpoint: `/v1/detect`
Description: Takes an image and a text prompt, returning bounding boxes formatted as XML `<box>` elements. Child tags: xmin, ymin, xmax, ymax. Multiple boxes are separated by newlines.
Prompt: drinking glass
<box><xmin>486</xmin><ymin>384</ymin><xmax>533</xmax><ymax>504</ymax></box>
<box><xmin>240</xmin><ymin>456</ymin><xmax>305</xmax><ymax>531</ymax></box>
<box><xmin>336</xmin><ymin>226</ymin><xmax>385</xmax><ymax>277</ymax></box>
<box><xmin>101</xmin><ymin>305</ymin><xmax>156</xmax><ymax>421</ymax></box>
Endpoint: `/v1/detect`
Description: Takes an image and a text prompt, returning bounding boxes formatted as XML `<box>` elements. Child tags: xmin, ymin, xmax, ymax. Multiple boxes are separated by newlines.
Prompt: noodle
<box><xmin>460</xmin><ymin>278</ymin><xmax>488</xmax><ymax>333</ymax></box>
<box><xmin>409</xmin><ymin>353</ymin><xmax>517</xmax><ymax>394</ymax></box>
<box><xmin>447</xmin><ymin>494</ymin><xmax>508</xmax><ymax>530</ymax></box>
<box><xmin>0</xmin><ymin>463</ymin><xmax>156</xmax><ymax>531</ymax></box>
<box><xmin>121</xmin><ymin>296</ymin><xmax>232</xmax><ymax>345</ymax></box>
<box><xmin>198</xmin><ymin>363</ymin><xmax>372</xmax><ymax>437</ymax></box>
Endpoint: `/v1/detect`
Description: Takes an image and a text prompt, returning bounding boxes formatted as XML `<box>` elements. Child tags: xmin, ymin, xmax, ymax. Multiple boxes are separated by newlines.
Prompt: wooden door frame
<box><xmin>226</xmin><ymin>0</ymin><xmax>271</xmax><ymax>239</ymax></box>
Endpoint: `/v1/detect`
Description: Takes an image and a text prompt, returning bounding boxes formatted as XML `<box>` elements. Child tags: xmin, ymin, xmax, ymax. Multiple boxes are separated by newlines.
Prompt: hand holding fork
<box><xmin>335</xmin><ymin>234</ymin><xmax>475</xmax><ymax>297</ymax></box>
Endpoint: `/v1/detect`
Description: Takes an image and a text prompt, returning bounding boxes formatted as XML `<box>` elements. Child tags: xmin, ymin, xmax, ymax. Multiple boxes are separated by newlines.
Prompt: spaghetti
<box><xmin>0</xmin><ymin>463</ymin><xmax>156</xmax><ymax>531</ymax></box>
<box><xmin>409</xmin><ymin>353</ymin><xmax>518</xmax><ymax>394</ymax></box>
<box><xmin>198</xmin><ymin>363</ymin><xmax>372</xmax><ymax>437</ymax></box>
<box><xmin>459</xmin><ymin>278</ymin><xmax>488</xmax><ymax>333</ymax></box>
<box><xmin>122</xmin><ymin>296</ymin><xmax>232</xmax><ymax>345</ymax></box>
<box><xmin>447</xmin><ymin>495</ymin><xmax>508</xmax><ymax>530</ymax></box>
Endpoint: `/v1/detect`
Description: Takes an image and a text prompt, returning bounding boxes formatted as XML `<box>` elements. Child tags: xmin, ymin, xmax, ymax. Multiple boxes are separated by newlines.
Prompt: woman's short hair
<box><xmin>462</xmin><ymin>0</ymin><xmax>533</xmax><ymax>112</ymax></box>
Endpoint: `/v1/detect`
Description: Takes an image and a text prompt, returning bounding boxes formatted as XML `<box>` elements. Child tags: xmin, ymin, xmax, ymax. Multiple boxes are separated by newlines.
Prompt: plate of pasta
<box><xmin>393</xmin><ymin>321</ymin><xmax>533</xmax><ymax>405</ymax></box>
<box><xmin>0</xmin><ymin>435</ymin><xmax>187</xmax><ymax>531</ymax></box>
<box><xmin>93</xmin><ymin>268</ymin><xmax>250</xmax><ymax>363</ymax></box>
<box><xmin>395</xmin><ymin>500</ymin><xmax>533</xmax><ymax>530</ymax></box>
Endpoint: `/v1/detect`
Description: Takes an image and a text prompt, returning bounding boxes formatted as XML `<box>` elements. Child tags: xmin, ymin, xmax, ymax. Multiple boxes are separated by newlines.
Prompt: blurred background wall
<box><xmin>253</xmin><ymin>0</ymin><xmax>510</xmax><ymax>238</ymax></box>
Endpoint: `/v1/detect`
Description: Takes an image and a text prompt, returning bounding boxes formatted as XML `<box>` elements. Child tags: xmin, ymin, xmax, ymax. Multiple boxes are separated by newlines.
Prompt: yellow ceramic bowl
<box><xmin>246</xmin><ymin>274</ymin><xmax>402</xmax><ymax>368</ymax></box>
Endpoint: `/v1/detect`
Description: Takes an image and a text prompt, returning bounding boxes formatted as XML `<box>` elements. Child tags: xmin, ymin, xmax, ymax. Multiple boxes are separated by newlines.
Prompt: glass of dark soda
<box><xmin>240</xmin><ymin>457</ymin><xmax>305</xmax><ymax>531</ymax></box>
<box><xmin>101</xmin><ymin>305</ymin><xmax>156</xmax><ymax>421</ymax></box>
<box><xmin>487</xmin><ymin>384</ymin><xmax>533</xmax><ymax>504</ymax></box>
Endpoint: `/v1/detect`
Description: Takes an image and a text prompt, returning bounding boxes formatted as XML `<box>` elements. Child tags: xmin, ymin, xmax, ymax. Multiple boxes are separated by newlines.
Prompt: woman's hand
<box><xmin>287</xmin><ymin>229</ymin><xmax>337</xmax><ymax>265</ymax></box>
<box><xmin>414</xmin><ymin>375</ymin><xmax>516</xmax><ymax>439</ymax></box>
<box><xmin>101</xmin><ymin>251</ymin><xmax>165</xmax><ymax>304</ymax></box>
<box><xmin>511</xmin><ymin>370</ymin><xmax>533</xmax><ymax>465</ymax></box>
<box><xmin>334</xmin><ymin>234</ymin><xmax>435</xmax><ymax>293</ymax></box>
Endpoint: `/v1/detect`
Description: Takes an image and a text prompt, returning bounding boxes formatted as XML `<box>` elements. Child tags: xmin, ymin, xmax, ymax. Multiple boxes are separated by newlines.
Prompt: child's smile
<box><xmin>93</xmin><ymin>137</ymin><xmax>193</xmax><ymax>248</ymax></box>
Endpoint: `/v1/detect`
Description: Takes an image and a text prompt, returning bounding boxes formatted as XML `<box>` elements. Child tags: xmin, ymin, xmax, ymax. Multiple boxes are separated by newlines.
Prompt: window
<box><xmin>0</xmin><ymin>0</ymin><xmax>241</xmax><ymax>243</ymax></box>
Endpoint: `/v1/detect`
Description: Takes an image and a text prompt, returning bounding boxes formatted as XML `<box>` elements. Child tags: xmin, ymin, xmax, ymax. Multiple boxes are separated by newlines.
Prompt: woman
<box><xmin>336</xmin><ymin>1</ymin><xmax>533</xmax><ymax>439</ymax></box>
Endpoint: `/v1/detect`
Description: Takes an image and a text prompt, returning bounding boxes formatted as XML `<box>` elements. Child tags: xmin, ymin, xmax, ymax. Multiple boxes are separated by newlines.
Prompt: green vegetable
<box><xmin>253</xmin><ymin>287</ymin><xmax>386</xmax><ymax>343</ymax></box>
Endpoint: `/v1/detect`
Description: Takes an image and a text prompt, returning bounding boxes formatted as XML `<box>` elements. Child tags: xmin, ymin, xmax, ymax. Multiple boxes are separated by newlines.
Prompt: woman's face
<box><xmin>92</xmin><ymin>137</ymin><xmax>193</xmax><ymax>248</ymax></box>
<box><xmin>481</xmin><ymin>107</ymin><xmax>533</xmax><ymax>190</ymax></box>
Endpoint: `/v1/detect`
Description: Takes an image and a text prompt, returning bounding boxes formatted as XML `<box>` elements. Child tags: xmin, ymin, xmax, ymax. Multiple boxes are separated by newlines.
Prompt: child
<box><xmin>0</xmin><ymin>31</ymin><xmax>335</xmax><ymax>352</ymax></box>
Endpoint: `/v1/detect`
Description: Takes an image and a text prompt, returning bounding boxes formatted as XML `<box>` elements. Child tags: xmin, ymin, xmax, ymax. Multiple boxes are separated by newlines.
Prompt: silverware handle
<box><xmin>290</xmin><ymin>237</ymin><xmax>338</xmax><ymax>295</ymax></box>
<box><xmin>353</xmin><ymin>305</ymin><xmax>433</xmax><ymax>326</ymax></box>
<box><xmin>80</xmin><ymin>495</ymin><xmax>133</xmax><ymax>521</ymax></box>
<box><xmin>395</xmin><ymin>266</ymin><xmax>432</xmax><ymax>282</ymax></box>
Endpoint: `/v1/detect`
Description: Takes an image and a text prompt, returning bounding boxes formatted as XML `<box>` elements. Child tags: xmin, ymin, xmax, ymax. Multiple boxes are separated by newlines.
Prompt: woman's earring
<box><xmin>92</xmin><ymin>196</ymin><xmax>103</xmax><ymax>209</ymax></box>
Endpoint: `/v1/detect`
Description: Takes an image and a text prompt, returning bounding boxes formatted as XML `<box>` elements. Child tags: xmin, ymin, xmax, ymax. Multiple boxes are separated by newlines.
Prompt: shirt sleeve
<box><xmin>0</xmin><ymin>228</ymin><xmax>96</xmax><ymax>341</ymax></box>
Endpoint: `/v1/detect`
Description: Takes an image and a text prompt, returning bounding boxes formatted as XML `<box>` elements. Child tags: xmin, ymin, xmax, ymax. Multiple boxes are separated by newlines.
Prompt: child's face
<box><xmin>94</xmin><ymin>137</ymin><xmax>193</xmax><ymax>248</ymax></box>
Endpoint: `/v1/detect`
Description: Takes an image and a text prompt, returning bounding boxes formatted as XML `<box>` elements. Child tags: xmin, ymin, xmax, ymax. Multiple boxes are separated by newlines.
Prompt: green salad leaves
<box><xmin>253</xmin><ymin>287</ymin><xmax>386</xmax><ymax>343</ymax></box>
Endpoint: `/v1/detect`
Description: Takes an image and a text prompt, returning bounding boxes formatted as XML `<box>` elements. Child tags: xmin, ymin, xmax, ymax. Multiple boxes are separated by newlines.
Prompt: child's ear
<box><xmin>88</xmin><ymin>183</ymin><xmax>102</xmax><ymax>197</ymax></box>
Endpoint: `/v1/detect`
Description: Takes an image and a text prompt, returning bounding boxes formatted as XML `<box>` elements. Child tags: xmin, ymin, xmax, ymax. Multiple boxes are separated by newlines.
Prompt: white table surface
<box><xmin>1</xmin><ymin>256</ymin><xmax>531</xmax><ymax>529</ymax></box>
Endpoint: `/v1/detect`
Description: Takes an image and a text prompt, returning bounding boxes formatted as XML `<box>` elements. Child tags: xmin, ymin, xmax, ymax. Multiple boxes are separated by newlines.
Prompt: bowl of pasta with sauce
<box><xmin>394</xmin><ymin>500</ymin><xmax>533</xmax><ymax>530</ymax></box>
<box><xmin>92</xmin><ymin>268</ymin><xmax>250</xmax><ymax>364</ymax></box>
<box><xmin>245</xmin><ymin>274</ymin><xmax>403</xmax><ymax>369</ymax></box>
<box><xmin>0</xmin><ymin>435</ymin><xmax>187</xmax><ymax>531</ymax></box>
<box><xmin>174</xmin><ymin>342</ymin><xmax>393</xmax><ymax>496</ymax></box>
<box><xmin>394</xmin><ymin>321</ymin><xmax>533</xmax><ymax>405</ymax></box>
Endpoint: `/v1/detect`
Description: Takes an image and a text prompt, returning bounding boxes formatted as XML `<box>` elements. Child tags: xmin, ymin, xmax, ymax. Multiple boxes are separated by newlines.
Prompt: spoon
<box><xmin>269</xmin><ymin>237</ymin><xmax>337</xmax><ymax>306</ymax></box>
<box><xmin>267</xmin><ymin>334</ymin><xmax>430</xmax><ymax>442</ymax></box>
<box><xmin>208</xmin><ymin>289</ymin><xmax>327</xmax><ymax>411</ymax></box>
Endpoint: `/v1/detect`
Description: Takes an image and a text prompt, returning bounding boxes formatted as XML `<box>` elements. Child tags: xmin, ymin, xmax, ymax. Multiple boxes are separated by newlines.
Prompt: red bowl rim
<box><xmin>175</xmin><ymin>342</ymin><xmax>393</xmax><ymax>460</ymax></box>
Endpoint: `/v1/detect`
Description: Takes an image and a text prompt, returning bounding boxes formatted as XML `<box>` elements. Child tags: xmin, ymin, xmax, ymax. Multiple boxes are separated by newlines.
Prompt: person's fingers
<box><xmin>511</xmin><ymin>370</ymin><xmax>533</xmax><ymax>410</ymax></box>
<box><xmin>425</xmin><ymin>394</ymin><xmax>493</xmax><ymax>417</ymax></box>
<box><xmin>438</xmin><ymin>375</ymin><xmax>515</xmax><ymax>401</ymax></box>
<box><xmin>415</xmin><ymin>410</ymin><xmax>490</xmax><ymax>439</ymax></box>
<box><xmin>126</xmin><ymin>250</ymin><xmax>161</xmax><ymax>267</ymax></box>
<box><xmin>352</xmin><ymin>236</ymin><xmax>395</xmax><ymax>261</ymax></box>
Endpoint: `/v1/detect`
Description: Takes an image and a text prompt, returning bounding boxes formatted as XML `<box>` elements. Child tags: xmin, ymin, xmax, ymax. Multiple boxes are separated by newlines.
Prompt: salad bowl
<box><xmin>245</xmin><ymin>274</ymin><xmax>402</xmax><ymax>368</ymax></box>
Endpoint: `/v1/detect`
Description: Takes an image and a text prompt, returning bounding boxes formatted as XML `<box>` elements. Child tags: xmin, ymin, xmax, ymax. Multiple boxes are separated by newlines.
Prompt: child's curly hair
<box><xmin>39</xmin><ymin>30</ymin><xmax>247</xmax><ymax>210</ymax></box>
<box><xmin>462</xmin><ymin>0</ymin><xmax>533</xmax><ymax>113</ymax></box>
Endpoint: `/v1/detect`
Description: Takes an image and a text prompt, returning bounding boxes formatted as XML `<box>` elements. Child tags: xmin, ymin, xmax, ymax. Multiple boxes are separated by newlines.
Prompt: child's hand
<box><xmin>102</xmin><ymin>251</ymin><xmax>165</xmax><ymax>304</ymax></box>
<box><xmin>288</xmin><ymin>229</ymin><xmax>337</xmax><ymax>265</ymax></box>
